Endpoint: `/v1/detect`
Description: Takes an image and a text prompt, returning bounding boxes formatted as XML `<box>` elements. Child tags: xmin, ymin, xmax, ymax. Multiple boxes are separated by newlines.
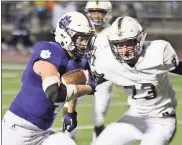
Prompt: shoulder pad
<box><xmin>31</xmin><ymin>41</ymin><xmax>67</xmax><ymax>69</ymax></box>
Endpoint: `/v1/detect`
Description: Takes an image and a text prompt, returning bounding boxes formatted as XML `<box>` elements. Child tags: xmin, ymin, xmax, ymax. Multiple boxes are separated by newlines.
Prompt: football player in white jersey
<box><xmin>62</xmin><ymin>1</ymin><xmax>114</xmax><ymax>143</ymax></box>
<box><xmin>93</xmin><ymin>16</ymin><xmax>182</xmax><ymax>145</ymax></box>
<box><xmin>85</xmin><ymin>1</ymin><xmax>113</xmax><ymax>143</ymax></box>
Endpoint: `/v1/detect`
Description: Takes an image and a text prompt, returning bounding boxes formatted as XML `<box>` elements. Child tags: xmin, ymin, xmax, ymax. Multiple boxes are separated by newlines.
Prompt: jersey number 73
<box><xmin>123</xmin><ymin>83</ymin><xmax>157</xmax><ymax>100</ymax></box>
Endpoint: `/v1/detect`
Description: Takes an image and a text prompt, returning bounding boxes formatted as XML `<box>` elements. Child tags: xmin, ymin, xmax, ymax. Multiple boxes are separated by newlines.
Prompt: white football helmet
<box><xmin>54</xmin><ymin>11</ymin><xmax>96</xmax><ymax>59</ymax></box>
<box><xmin>85</xmin><ymin>1</ymin><xmax>112</xmax><ymax>28</ymax></box>
<box><xmin>108</xmin><ymin>16</ymin><xmax>147</xmax><ymax>64</ymax></box>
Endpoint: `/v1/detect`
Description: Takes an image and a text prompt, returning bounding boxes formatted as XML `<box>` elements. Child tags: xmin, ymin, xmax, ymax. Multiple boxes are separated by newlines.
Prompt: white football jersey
<box><xmin>90</xmin><ymin>26</ymin><xmax>111</xmax><ymax>70</ymax></box>
<box><xmin>94</xmin><ymin>40</ymin><xmax>179</xmax><ymax>117</ymax></box>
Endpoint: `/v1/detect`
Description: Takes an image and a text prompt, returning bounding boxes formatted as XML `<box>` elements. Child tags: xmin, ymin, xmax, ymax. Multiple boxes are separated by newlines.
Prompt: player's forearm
<box><xmin>67</xmin><ymin>99</ymin><xmax>77</xmax><ymax>113</ymax></box>
<box><xmin>75</xmin><ymin>84</ymin><xmax>93</xmax><ymax>96</ymax></box>
<box><xmin>67</xmin><ymin>85</ymin><xmax>93</xmax><ymax>114</ymax></box>
<box><xmin>65</xmin><ymin>84</ymin><xmax>93</xmax><ymax>101</ymax></box>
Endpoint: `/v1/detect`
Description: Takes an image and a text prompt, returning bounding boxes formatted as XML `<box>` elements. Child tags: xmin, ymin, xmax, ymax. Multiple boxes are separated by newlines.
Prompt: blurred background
<box><xmin>1</xmin><ymin>2</ymin><xmax>182</xmax><ymax>145</ymax></box>
<box><xmin>1</xmin><ymin>1</ymin><xmax>182</xmax><ymax>59</ymax></box>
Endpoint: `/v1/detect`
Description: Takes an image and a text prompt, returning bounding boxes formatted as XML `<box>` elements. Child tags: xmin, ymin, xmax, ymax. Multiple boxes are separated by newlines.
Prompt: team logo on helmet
<box><xmin>59</xmin><ymin>15</ymin><xmax>72</xmax><ymax>29</ymax></box>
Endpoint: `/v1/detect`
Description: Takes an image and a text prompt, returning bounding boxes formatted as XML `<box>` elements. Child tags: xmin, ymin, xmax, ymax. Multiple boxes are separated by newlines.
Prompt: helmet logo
<box><xmin>118</xmin><ymin>31</ymin><xmax>123</xmax><ymax>36</ymax></box>
<box><xmin>118</xmin><ymin>29</ymin><xmax>126</xmax><ymax>36</ymax></box>
<box><xmin>59</xmin><ymin>15</ymin><xmax>72</xmax><ymax>29</ymax></box>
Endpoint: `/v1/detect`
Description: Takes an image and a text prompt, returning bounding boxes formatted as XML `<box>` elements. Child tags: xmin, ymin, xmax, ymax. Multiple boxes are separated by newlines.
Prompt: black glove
<box><xmin>62</xmin><ymin>111</ymin><xmax>77</xmax><ymax>132</ymax></box>
<box><xmin>87</xmin><ymin>71</ymin><xmax>106</xmax><ymax>94</ymax></box>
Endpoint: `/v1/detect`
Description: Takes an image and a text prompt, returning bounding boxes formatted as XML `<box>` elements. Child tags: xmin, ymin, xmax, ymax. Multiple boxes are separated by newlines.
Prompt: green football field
<box><xmin>2</xmin><ymin>63</ymin><xmax>182</xmax><ymax>145</ymax></box>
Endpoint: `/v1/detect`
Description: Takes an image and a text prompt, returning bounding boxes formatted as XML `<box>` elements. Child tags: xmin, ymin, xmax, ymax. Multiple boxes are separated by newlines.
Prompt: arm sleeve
<box><xmin>32</xmin><ymin>41</ymin><xmax>62</xmax><ymax>69</ymax></box>
<box><xmin>163</xmin><ymin>42</ymin><xmax>179</xmax><ymax>71</ymax></box>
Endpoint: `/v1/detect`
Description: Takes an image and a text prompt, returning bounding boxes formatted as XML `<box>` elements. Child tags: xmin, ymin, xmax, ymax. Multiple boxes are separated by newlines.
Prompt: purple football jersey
<box><xmin>66</xmin><ymin>58</ymin><xmax>90</xmax><ymax>71</ymax></box>
<box><xmin>9</xmin><ymin>41</ymin><xmax>71</xmax><ymax>130</ymax></box>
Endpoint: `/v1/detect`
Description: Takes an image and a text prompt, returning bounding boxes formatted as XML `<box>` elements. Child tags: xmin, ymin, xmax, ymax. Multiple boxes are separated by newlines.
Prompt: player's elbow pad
<box><xmin>42</xmin><ymin>76</ymin><xmax>67</xmax><ymax>103</ymax></box>
<box><xmin>170</xmin><ymin>61</ymin><xmax>182</xmax><ymax>75</ymax></box>
<box><xmin>42</xmin><ymin>76</ymin><xmax>78</xmax><ymax>103</ymax></box>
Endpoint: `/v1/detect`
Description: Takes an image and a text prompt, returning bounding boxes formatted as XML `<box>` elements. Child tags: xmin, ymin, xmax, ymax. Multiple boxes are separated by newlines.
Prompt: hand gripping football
<box><xmin>61</xmin><ymin>69</ymin><xmax>88</xmax><ymax>85</ymax></box>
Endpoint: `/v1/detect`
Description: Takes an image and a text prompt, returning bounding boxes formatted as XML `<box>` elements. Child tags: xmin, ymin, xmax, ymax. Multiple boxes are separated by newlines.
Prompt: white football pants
<box><xmin>2</xmin><ymin>110</ymin><xmax>76</xmax><ymax>145</ymax></box>
<box><xmin>95</xmin><ymin>113</ymin><xmax>176</xmax><ymax>145</ymax></box>
<box><xmin>93</xmin><ymin>80</ymin><xmax>113</xmax><ymax>127</ymax></box>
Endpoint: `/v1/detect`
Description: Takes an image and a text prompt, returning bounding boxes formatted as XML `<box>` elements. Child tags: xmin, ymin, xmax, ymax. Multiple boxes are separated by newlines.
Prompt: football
<box><xmin>61</xmin><ymin>69</ymin><xmax>88</xmax><ymax>84</ymax></box>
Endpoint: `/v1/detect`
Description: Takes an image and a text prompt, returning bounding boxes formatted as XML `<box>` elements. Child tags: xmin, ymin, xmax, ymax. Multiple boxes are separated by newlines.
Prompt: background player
<box><xmin>85</xmin><ymin>2</ymin><xmax>113</xmax><ymax>143</ymax></box>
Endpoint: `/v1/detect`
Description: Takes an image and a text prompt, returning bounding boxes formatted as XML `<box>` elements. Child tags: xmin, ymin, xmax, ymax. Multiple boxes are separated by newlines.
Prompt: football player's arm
<box><xmin>64</xmin><ymin>60</ymin><xmax>91</xmax><ymax>114</ymax></box>
<box><xmin>67</xmin><ymin>99</ymin><xmax>77</xmax><ymax>113</ymax></box>
<box><xmin>33</xmin><ymin>60</ymin><xmax>93</xmax><ymax>103</ymax></box>
<box><xmin>163</xmin><ymin>42</ymin><xmax>182</xmax><ymax>75</ymax></box>
<box><xmin>170</xmin><ymin>61</ymin><xmax>182</xmax><ymax>75</ymax></box>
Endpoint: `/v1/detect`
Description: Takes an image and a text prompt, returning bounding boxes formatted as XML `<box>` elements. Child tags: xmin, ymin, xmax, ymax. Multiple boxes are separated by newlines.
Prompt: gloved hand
<box><xmin>87</xmin><ymin>71</ymin><xmax>106</xmax><ymax>94</ymax></box>
<box><xmin>62</xmin><ymin>111</ymin><xmax>77</xmax><ymax>132</ymax></box>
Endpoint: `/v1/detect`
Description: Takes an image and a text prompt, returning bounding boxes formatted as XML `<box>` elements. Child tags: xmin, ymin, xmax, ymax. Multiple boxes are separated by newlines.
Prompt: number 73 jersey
<box><xmin>94</xmin><ymin>40</ymin><xmax>179</xmax><ymax>117</ymax></box>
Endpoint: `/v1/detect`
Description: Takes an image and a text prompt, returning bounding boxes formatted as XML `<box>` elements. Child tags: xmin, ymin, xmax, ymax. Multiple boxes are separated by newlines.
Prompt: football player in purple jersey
<box><xmin>2</xmin><ymin>11</ymin><xmax>98</xmax><ymax>145</ymax></box>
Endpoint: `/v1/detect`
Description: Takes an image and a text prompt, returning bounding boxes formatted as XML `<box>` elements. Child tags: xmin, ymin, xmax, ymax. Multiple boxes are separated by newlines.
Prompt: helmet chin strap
<box><xmin>124</xmin><ymin>57</ymin><xmax>138</xmax><ymax>67</ymax></box>
<box><xmin>124</xmin><ymin>47</ymin><xmax>143</xmax><ymax>67</ymax></box>
<box><xmin>68</xmin><ymin>45</ymin><xmax>85</xmax><ymax>60</ymax></box>
<box><xmin>124</xmin><ymin>51</ymin><xmax>140</xmax><ymax>68</ymax></box>
<box><xmin>67</xmin><ymin>50</ymin><xmax>83</xmax><ymax>61</ymax></box>
<box><xmin>67</xmin><ymin>51</ymin><xmax>76</xmax><ymax>59</ymax></box>
<box><xmin>66</xmin><ymin>42</ymin><xmax>78</xmax><ymax>60</ymax></box>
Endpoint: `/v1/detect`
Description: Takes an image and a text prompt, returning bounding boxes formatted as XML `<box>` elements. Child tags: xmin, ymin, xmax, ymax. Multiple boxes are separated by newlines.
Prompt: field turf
<box><xmin>2</xmin><ymin>63</ymin><xmax>182</xmax><ymax>145</ymax></box>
